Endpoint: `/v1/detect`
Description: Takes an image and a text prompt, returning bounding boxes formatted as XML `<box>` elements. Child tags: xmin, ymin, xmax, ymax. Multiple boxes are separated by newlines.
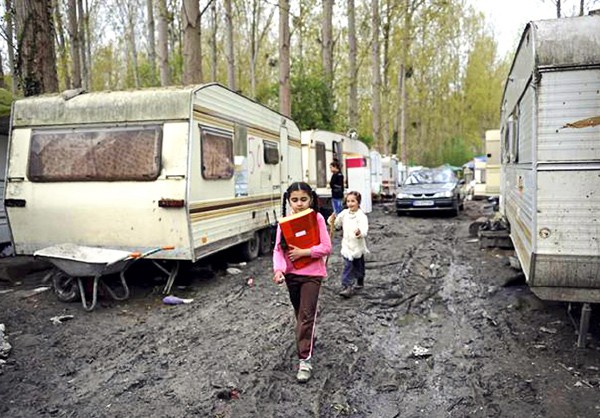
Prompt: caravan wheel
<box><xmin>259</xmin><ymin>229</ymin><xmax>272</xmax><ymax>255</ymax></box>
<box><xmin>240</xmin><ymin>232</ymin><xmax>260</xmax><ymax>261</ymax></box>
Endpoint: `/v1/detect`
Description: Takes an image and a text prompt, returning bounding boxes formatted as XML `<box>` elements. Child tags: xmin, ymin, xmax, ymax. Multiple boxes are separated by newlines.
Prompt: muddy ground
<box><xmin>1</xmin><ymin>200</ymin><xmax>599</xmax><ymax>418</ymax></box>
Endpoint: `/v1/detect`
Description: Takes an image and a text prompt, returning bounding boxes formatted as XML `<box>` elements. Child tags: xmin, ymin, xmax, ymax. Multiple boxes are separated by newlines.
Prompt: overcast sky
<box><xmin>466</xmin><ymin>0</ymin><xmax>561</xmax><ymax>57</ymax></box>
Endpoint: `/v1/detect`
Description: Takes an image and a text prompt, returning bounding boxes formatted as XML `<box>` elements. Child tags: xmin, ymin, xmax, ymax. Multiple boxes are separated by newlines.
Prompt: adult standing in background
<box><xmin>329</xmin><ymin>160</ymin><xmax>344</xmax><ymax>214</ymax></box>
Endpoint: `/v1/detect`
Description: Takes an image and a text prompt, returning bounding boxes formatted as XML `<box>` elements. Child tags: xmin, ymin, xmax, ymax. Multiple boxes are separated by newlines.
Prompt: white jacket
<box><xmin>332</xmin><ymin>208</ymin><xmax>369</xmax><ymax>260</ymax></box>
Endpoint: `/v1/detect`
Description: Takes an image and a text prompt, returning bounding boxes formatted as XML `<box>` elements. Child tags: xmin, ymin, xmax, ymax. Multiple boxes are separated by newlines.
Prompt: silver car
<box><xmin>395</xmin><ymin>168</ymin><xmax>465</xmax><ymax>216</ymax></box>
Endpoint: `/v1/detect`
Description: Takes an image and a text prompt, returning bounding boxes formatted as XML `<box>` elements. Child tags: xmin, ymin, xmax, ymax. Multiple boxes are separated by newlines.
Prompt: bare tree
<box><xmin>210</xmin><ymin>0</ymin><xmax>217</xmax><ymax>81</ymax></box>
<box><xmin>347</xmin><ymin>0</ymin><xmax>358</xmax><ymax>129</ymax></box>
<box><xmin>77</xmin><ymin>0</ymin><xmax>89</xmax><ymax>89</ymax></box>
<box><xmin>182</xmin><ymin>0</ymin><xmax>202</xmax><ymax>84</ymax></box>
<box><xmin>279</xmin><ymin>0</ymin><xmax>290</xmax><ymax>117</ymax></box>
<box><xmin>546</xmin><ymin>0</ymin><xmax>562</xmax><ymax>17</ymax></box>
<box><xmin>14</xmin><ymin>0</ymin><xmax>59</xmax><ymax>95</ymax></box>
<box><xmin>52</xmin><ymin>0</ymin><xmax>71</xmax><ymax>89</ymax></box>
<box><xmin>224</xmin><ymin>0</ymin><xmax>235</xmax><ymax>90</ymax></box>
<box><xmin>67</xmin><ymin>0</ymin><xmax>82</xmax><ymax>88</ymax></box>
<box><xmin>322</xmin><ymin>0</ymin><xmax>333</xmax><ymax>89</ymax></box>
<box><xmin>147</xmin><ymin>0</ymin><xmax>157</xmax><ymax>84</ymax></box>
<box><xmin>4</xmin><ymin>0</ymin><xmax>16</xmax><ymax>93</ymax></box>
<box><xmin>371</xmin><ymin>0</ymin><xmax>382</xmax><ymax>151</ymax></box>
<box><xmin>157</xmin><ymin>0</ymin><xmax>170</xmax><ymax>85</ymax></box>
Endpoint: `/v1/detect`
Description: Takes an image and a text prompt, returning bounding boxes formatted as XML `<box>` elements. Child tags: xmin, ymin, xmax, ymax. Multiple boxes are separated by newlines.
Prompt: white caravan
<box><xmin>300</xmin><ymin>129</ymin><xmax>371</xmax><ymax>213</ymax></box>
<box><xmin>369</xmin><ymin>150</ymin><xmax>383</xmax><ymax>198</ymax></box>
<box><xmin>381</xmin><ymin>155</ymin><xmax>399</xmax><ymax>198</ymax></box>
<box><xmin>500</xmin><ymin>14</ymin><xmax>600</xmax><ymax>342</ymax></box>
<box><xmin>485</xmin><ymin>130</ymin><xmax>501</xmax><ymax>197</ymax></box>
<box><xmin>5</xmin><ymin>84</ymin><xmax>302</xmax><ymax>266</ymax></box>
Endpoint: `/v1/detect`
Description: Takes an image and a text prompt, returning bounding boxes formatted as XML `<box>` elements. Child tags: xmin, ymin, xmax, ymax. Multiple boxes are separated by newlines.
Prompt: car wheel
<box><xmin>452</xmin><ymin>200</ymin><xmax>460</xmax><ymax>217</ymax></box>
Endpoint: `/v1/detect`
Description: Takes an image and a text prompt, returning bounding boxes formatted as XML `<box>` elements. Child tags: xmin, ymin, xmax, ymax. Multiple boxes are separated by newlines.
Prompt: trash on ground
<box><xmin>0</xmin><ymin>324</ymin><xmax>11</xmax><ymax>359</ymax></box>
<box><xmin>162</xmin><ymin>295</ymin><xmax>194</xmax><ymax>305</ymax></box>
<box><xmin>540</xmin><ymin>326</ymin><xmax>557</xmax><ymax>334</ymax></box>
<box><xmin>226</xmin><ymin>267</ymin><xmax>242</xmax><ymax>275</ymax></box>
<box><xmin>50</xmin><ymin>315</ymin><xmax>75</xmax><ymax>325</ymax></box>
<box><xmin>0</xmin><ymin>289</ymin><xmax>14</xmax><ymax>294</ymax></box>
<box><xmin>411</xmin><ymin>345</ymin><xmax>432</xmax><ymax>358</ymax></box>
<box><xmin>246</xmin><ymin>277</ymin><xmax>254</xmax><ymax>287</ymax></box>
<box><xmin>20</xmin><ymin>286</ymin><xmax>51</xmax><ymax>298</ymax></box>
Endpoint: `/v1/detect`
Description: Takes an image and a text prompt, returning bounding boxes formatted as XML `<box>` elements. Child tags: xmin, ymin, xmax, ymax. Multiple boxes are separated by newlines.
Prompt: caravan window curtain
<box><xmin>200</xmin><ymin>126</ymin><xmax>234</xmax><ymax>180</ymax></box>
<box><xmin>28</xmin><ymin>125</ymin><xmax>162</xmax><ymax>182</ymax></box>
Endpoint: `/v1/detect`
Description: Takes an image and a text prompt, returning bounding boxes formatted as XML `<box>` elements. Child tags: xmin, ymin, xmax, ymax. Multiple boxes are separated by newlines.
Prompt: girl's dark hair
<box><xmin>281</xmin><ymin>182</ymin><xmax>319</xmax><ymax>217</ymax></box>
<box><xmin>280</xmin><ymin>182</ymin><xmax>319</xmax><ymax>250</ymax></box>
<box><xmin>345</xmin><ymin>190</ymin><xmax>362</xmax><ymax>204</ymax></box>
<box><xmin>330</xmin><ymin>160</ymin><xmax>341</xmax><ymax>170</ymax></box>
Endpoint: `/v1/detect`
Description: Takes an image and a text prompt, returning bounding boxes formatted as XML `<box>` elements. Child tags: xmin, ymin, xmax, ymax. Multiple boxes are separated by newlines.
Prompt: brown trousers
<box><xmin>284</xmin><ymin>274</ymin><xmax>322</xmax><ymax>361</ymax></box>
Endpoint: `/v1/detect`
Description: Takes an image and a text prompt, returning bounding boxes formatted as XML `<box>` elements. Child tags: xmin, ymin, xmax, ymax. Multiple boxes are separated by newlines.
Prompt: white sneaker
<box><xmin>296</xmin><ymin>360</ymin><xmax>312</xmax><ymax>383</ymax></box>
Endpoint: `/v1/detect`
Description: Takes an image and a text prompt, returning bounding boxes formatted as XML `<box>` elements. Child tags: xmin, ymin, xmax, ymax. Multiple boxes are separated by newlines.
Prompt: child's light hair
<box><xmin>345</xmin><ymin>191</ymin><xmax>362</xmax><ymax>204</ymax></box>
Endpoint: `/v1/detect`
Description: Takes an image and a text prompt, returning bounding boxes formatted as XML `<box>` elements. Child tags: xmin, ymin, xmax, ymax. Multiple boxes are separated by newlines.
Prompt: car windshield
<box><xmin>404</xmin><ymin>169</ymin><xmax>456</xmax><ymax>185</ymax></box>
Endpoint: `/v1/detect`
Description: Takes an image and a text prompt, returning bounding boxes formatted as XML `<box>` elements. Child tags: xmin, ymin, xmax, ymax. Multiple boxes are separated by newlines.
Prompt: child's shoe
<box><xmin>354</xmin><ymin>284</ymin><xmax>364</xmax><ymax>290</ymax></box>
<box><xmin>339</xmin><ymin>286</ymin><xmax>354</xmax><ymax>298</ymax></box>
<box><xmin>297</xmin><ymin>360</ymin><xmax>312</xmax><ymax>383</ymax></box>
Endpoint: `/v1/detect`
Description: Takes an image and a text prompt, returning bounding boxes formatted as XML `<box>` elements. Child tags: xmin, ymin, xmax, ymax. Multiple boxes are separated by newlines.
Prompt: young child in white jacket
<box><xmin>328</xmin><ymin>191</ymin><xmax>369</xmax><ymax>298</ymax></box>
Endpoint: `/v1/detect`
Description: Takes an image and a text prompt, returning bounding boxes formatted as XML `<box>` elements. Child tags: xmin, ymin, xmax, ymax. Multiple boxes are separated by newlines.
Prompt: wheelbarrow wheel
<box><xmin>52</xmin><ymin>270</ymin><xmax>80</xmax><ymax>303</ymax></box>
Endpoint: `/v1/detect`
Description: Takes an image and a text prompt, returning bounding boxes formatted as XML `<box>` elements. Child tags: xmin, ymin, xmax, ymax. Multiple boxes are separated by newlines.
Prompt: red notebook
<box><xmin>279</xmin><ymin>208</ymin><xmax>321</xmax><ymax>269</ymax></box>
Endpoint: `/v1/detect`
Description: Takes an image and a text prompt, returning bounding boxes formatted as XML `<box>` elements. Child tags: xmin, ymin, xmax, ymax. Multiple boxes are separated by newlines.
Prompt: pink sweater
<box><xmin>272</xmin><ymin>212</ymin><xmax>332</xmax><ymax>277</ymax></box>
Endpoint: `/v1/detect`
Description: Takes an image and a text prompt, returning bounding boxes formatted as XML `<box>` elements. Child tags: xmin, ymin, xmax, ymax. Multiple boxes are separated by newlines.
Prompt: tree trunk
<box><xmin>0</xmin><ymin>50</ymin><xmax>5</xmax><ymax>88</ymax></box>
<box><xmin>5</xmin><ymin>0</ymin><xmax>17</xmax><ymax>94</ymax></box>
<box><xmin>347</xmin><ymin>0</ymin><xmax>358</xmax><ymax>129</ymax></box>
<box><xmin>580</xmin><ymin>0</ymin><xmax>584</xmax><ymax>15</ymax></box>
<box><xmin>52</xmin><ymin>0</ymin><xmax>71</xmax><ymax>89</ymax></box>
<box><xmin>84</xmin><ymin>0</ymin><xmax>91</xmax><ymax>88</ymax></box>
<box><xmin>14</xmin><ymin>0</ymin><xmax>59</xmax><ymax>95</ymax></box>
<box><xmin>322</xmin><ymin>0</ymin><xmax>333</xmax><ymax>90</ymax></box>
<box><xmin>182</xmin><ymin>0</ymin><xmax>202</xmax><ymax>85</ymax></box>
<box><xmin>67</xmin><ymin>0</ymin><xmax>81</xmax><ymax>88</ymax></box>
<box><xmin>157</xmin><ymin>0</ymin><xmax>170</xmax><ymax>85</ymax></box>
<box><xmin>371</xmin><ymin>0</ymin><xmax>382</xmax><ymax>151</ymax></box>
<box><xmin>556</xmin><ymin>0</ymin><xmax>561</xmax><ymax>17</ymax></box>
<box><xmin>279</xmin><ymin>0</ymin><xmax>291</xmax><ymax>117</ymax></box>
<box><xmin>224</xmin><ymin>0</ymin><xmax>235</xmax><ymax>90</ymax></box>
<box><xmin>398</xmin><ymin>64</ymin><xmax>407</xmax><ymax>175</ymax></box>
<box><xmin>77</xmin><ymin>0</ymin><xmax>88</xmax><ymax>90</ymax></box>
<box><xmin>210</xmin><ymin>0</ymin><xmax>217</xmax><ymax>81</ymax></box>
<box><xmin>147</xmin><ymin>0</ymin><xmax>157</xmax><ymax>84</ymax></box>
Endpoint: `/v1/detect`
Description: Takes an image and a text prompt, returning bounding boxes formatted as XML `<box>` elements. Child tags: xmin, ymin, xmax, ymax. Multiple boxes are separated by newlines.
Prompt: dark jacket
<box><xmin>330</xmin><ymin>172</ymin><xmax>344</xmax><ymax>199</ymax></box>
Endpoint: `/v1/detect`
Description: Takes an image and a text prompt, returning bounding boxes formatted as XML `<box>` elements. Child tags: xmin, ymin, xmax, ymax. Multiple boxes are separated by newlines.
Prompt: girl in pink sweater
<box><xmin>272</xmin><ymin>182</ymin><xmax>332</xmax><ymax>383</ymax></box>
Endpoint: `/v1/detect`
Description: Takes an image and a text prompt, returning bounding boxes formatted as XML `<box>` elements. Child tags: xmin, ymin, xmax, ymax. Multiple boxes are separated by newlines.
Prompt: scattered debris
<box><xmin>50</xmin><ymin>315</ymin><xmax>75</xmax><ymax>325</ymax></box>
<box><xmin>162</xmin><ymin>296</ymin><xmax>194</xmax><ymax>305</ymax></box>
<box><xmin>540</xmin><ymin>326</ymin><xmax>558</xmax><ymax>334</ymax></box>
<box><xmin>0</xmin><ymin>324</ymin><xmax>11</xmax><ymax>360</ymax></box>
<box><xmin>19</xmin><ymin>286</ymin><xmax>51</xmax><ymax>299</ymax></box>
<box><xmin>411</xmin><ymin>345</ymin><xmax>432</xmax><ymax>358</ymax></box>
<box><xmin>246</xmin><ymin>277</ymin><xmax>255</xmax><ymax>287</ymax></box>
<box><xmin>0</xmin><ymin>289</ymin><xmax>14</xmax><ymax>295</ymax></box>
<box><xmin>226</xmin><ymin>267</ymin><xmax>242</xmax><ymax>275</ymax></box>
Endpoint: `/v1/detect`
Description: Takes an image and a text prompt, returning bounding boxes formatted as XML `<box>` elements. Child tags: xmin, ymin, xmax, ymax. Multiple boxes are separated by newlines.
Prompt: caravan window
<box><xmin>263</xmin><ymin>141</ymin><xmax>279</xmax><ymax>164</ymax></box>
<box><xmin>315</xmin><ymin>141</ymin><xmax>327</xmax><ymax>188</ymax></box>
<box><xmin>200</xmin><ymin>126</ymin><xmax>234</xmax><ymax>180</ymax></box>
<box><xmin>28</xmin><ymin>125</ymin><xmax>162</xmax><ymax>182</ymax></box>
<box><xmin>332</xmin><ymin>141</ymin><xmax>342</xmax><ymax>165</ymax></box>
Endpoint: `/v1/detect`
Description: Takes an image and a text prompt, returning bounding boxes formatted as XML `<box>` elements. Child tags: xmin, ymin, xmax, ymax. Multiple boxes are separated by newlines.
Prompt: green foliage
<box><xmin>440</xmin><ymin>136</ymin><xmax>475</xmax><ymax>167</ymax></box>
<box><xmin>0</xmin><ymin>88</ymin><xmax>13</xmax><ymax>117</ymax></box>
<box><xmin>290</xmin><ymin>72</ymin><xmax>335</xmax><ymax>131</ymax></box>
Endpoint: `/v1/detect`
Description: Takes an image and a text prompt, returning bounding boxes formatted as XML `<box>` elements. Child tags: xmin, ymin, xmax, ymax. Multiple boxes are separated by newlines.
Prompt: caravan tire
<box><xmin>52</xmin><ymin>270</ymin><xmax>80</xmax><ymax>303</ymax></box>
<box><xmin>241</xmin><ymin>232</ymin><xmax>260</xmax><ymax>261</ymax></box>
<box><xmin>259</xmin><ymin>229</ymin><xmax>272</xmax><ymax>255</ymax></box>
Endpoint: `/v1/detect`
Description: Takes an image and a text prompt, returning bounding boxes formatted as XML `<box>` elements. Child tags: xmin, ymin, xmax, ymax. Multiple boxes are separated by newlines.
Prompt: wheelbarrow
<box><xmin>34</xmin><ymin>243</ymin><xmax>175</xmax><ymax>311</ymax></box>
